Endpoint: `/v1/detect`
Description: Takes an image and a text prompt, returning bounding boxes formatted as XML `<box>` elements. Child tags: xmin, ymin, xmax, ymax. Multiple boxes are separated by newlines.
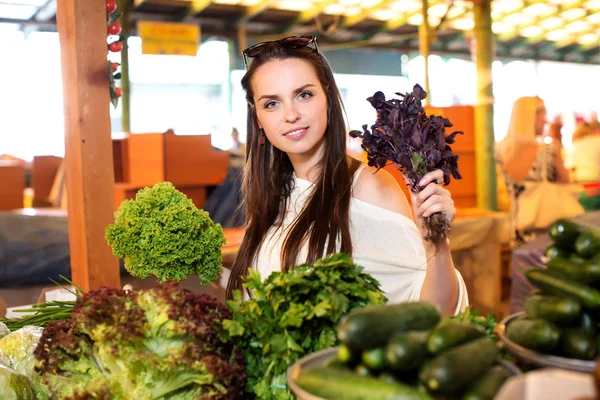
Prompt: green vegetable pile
<box><xmin>33</xmin><ymin>281</ymin><xmax>245</xmax><ymax>399</ymax></box>
<box><xmin>507</xmin><ymin>218</ymin><xmax>600</xmax><ymax>361</ymax></box>
<box><xmin>223</xmin><ymin>253</ymin><xmax>386</xmax><ymax>399</ymax></box>
<box><xmin>105</xmin><ymin>181</ymin><xmax>226</xmax><ymax>285</ymax></box>
<box><xmin>298</xmin><ymin>302</ymin><xmax>510</xmax><ymax>400</ymax></box>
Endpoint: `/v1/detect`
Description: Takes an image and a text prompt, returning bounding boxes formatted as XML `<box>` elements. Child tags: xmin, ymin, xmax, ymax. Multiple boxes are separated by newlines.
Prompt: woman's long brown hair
<box><xmin>226</xmin><ymin>43</ymin><xmax>360</xmax><ymax>298</ymax></box>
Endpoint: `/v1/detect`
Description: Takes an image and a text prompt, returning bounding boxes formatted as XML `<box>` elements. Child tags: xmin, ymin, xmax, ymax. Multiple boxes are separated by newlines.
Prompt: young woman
<box><xmin>226</xmin><ymin>36</ymin><xmax>467</xmax><ymax>316</ymax></box>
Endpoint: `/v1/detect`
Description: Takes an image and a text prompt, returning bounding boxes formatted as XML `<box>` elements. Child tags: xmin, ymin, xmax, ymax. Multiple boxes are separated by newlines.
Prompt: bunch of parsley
<box><xmin>223</xmin><ymin>253</ymin><xmax>386</xmax><ymax>399</ymax></box>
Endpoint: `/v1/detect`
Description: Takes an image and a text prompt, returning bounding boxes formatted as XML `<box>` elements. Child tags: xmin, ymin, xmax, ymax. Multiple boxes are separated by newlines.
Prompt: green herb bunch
<box><xmin>105</xmin><ymin>182</ymin><xmax>226</xmax><ymax>285</ymax></box>
<box><xmin>223</xmin><ymin>253</ymin><xmax>386</xmax><ymax>399</ymax></box>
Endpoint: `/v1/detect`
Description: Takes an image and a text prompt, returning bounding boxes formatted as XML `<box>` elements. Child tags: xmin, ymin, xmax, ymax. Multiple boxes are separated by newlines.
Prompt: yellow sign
<box><xmin>137</xmin><ymin>21</ymin><xmax>200</xmax><ymax>56</ymax></box>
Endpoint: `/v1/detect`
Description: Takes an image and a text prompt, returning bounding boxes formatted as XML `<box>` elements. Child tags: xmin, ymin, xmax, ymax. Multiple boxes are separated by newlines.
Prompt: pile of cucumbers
<box><xmin>296</xmin><ymin>302</ymin><xmax>512</xmax><ymax>400</ymax></box>
<box><xmin>508</xmin><ymin>218</ymin><xmax>600</xmax><ymax>361</ymax></box>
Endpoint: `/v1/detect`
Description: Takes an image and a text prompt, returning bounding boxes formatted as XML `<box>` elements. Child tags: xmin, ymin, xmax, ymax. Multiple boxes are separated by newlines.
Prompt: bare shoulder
<box><xmin>352</xmin><ymin>164</ymin><xmax>413</xmax><ymax>219</ymax></box>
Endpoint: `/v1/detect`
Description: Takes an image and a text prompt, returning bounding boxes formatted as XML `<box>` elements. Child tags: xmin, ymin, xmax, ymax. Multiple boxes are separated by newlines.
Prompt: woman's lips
<box><xmin>283</xmin><ymin>127</ymin><xmax>308</xmax><ymax>140</ymax></box>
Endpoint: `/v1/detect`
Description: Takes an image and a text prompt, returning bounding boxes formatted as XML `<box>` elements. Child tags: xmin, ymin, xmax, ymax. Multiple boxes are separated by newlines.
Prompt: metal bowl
<box><xmin>497</xmin><ymin>312</ymin><xmax>596</xmax><ymax>373</ymax></box>
<box><xmin>287</xmin><ymin>346</ymin><xmax>521</xmax><ymax>400</ymax></box>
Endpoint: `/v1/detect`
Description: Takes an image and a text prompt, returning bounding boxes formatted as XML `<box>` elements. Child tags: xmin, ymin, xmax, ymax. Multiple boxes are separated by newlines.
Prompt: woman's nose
<box><xmin>285</xmin><ymin>104</ymin><xmax>300</xmax><ymax>123</ymax></box>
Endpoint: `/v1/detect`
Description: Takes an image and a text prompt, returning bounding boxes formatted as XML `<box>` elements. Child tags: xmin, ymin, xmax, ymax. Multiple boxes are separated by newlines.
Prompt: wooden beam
<box><xmin>362</xmin><ymin>0</ymin><xmax>461</xmax><ymax>41</ymax></box>
<box><xmin>183</xmin><ymin>0</ymin><xmax>211</xmax><ymax>19</ymax></box>
<box><xmin>556</xmin><ymin>26</ymin><xmax>599</xmax><ymax>49</ymax></box>
<box><xmin>498</xmin><ymin>0</ymin><xmax>588</xmax><ymax>42</ymax></box>
<box><xmin>56</xmin><ymin>0</ymin><xmax>120</xmax><ymax>291</ymax></box>
<box><xmin>134</xmin><ymin>0</ymin><xmax>191</xmax><ymax>9</ymax></box>
<box><xmin>581</xmin><ymin>37</ymin><xmax>600</xmax><ymax>50</ymax></box>
<box><xmin>338</xmin><ymin>0</ymin><xmax>397</xmax><ymax>29</ymax></box>
<box><xmin>236</xmin><ymin>0</ymin><xmax>277</xmax><ymax>27</ymax></box>
<box><xmin>278</xmin><ymin>0</ymin><xmax>338</xmax><ymax>34</ymax></box>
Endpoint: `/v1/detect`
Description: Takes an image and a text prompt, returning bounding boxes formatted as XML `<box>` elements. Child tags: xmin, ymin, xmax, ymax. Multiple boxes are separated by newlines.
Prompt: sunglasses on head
<box><xmin>242</xmin><ymin>35</ymin><xmax>319</xmax><ymax>69</ymax></box>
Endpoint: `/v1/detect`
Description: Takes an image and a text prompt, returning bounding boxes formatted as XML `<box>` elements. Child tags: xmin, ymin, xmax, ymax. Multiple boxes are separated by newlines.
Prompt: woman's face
<box><xmin>535</xmin><ymin>101</ymin><xmax>547</xmax><ymax>137</ymax></box>
<box><xmin>251</xmin><ymin>58</ymin><xmax>328</xmax><ymax>162</ymax></box>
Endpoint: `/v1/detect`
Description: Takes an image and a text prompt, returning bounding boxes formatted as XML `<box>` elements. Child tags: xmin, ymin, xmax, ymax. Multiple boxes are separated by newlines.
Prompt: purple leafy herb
<box><xmin>349</xmin><ymin>84</ymin><xmax>463</xmax><ymax>245</ymax></box>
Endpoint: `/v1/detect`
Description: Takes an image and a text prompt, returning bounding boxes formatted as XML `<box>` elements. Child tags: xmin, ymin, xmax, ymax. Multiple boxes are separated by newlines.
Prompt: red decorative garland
<box><xmin>107</xmin><ymin>0</ymin><xmax>122</xmax><ymax>107</ymax></box>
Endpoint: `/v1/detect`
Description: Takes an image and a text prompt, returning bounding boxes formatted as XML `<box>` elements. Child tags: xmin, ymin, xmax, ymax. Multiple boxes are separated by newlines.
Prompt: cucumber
<box><xmin>461</xmin><ymin>365</ymin><xmax>512</xmax><ymax>400</ymax></box>
<box><xmin>576</xmin><ymin>232</ymin><xmax>600</xmax><ymax>258</ymax></box>
<box><xmin>506</xmin><ymin>317</ymin><xmax>560</xmax><ymax>353</ymax></box>
<box><xmin>548</xmin><ymin>219</ymin><xmax>581</xmax><ymax>249</ymax></box>
<box><xmin>338</xmin><ymin>302</ymin><xmax>441</xmax><ymax>351</ymax></box>
<box><xmin>559</xmin><ymin>328</ymin><xmax>596</xmax><ymax>360</ymax></box>
<box><xmin>326</xmin><ymin>357</ymin><xmax>347</xmax><ymax>369</ymax></box>
<box><xmin>547</xmin><ymin>257</ymin><xmax>600</xmax><ymax>284</ymax></box>
<box><xmin>362</xmin><ymin>347</ymin><xmax>385</xmax><ymax>372</ymax></box>
<box><xmin>419</xmin><ymin>337</ymin><xmax>498</xmax><ymax>395</ymax></box>
<box><xmin>385</xmin><ymin>330</ymin><xmax>430</xmax><ymax>371</ymax></box>
<box><xmin>337</xmin><ymin>344</ymin><xmax>358</xmax><ymax>366</ymax></box>
<box><xmin>297</xmin><ymin>367</ymin><xmax>434</xmax><ymax>400</ymax></box>
<box><xmin>523</xmin><ymin>294</ymin><xmax>581</xmax><ymax>323</ymax></box>
<box><xmin>580</xmin><ymin>311</ymin><xmax>597</xmax><ymax>336</ymax></box>
<box><xmin>544</xmin><ymin>245</ymin><xmax>570</xmax><ymax>261</ymax></box>
<box><xmin>427</xmin><ymin>322</ymin><xmax>486</xmax><ymax>355</ymax></box>
<box><xmin>569</xmin><ymin>254</ymin><xmax>588</xmax><ymax>263</ymax></box>
<box><xmin>525</xmin><ymin>269</ymin><xmax>600</xmax><ymax>308</ymax></box>
<box><xmin>354</xmin><ymin>363</ymin><xmax>371</xmax><ymax>377</ymax></box>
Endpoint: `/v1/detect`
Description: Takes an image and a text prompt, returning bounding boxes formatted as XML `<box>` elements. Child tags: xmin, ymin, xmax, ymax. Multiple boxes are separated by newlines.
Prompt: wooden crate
<box><xmin>0</xmin><ymin>161</ymin><xmax>25</xmax><ymax>210</ymax></box>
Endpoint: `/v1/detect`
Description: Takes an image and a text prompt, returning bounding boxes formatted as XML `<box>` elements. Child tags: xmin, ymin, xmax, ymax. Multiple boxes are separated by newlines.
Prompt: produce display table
<box><xmin>510</xmin><ymin>210</ymin><xmax>600</xmax><ymax>314</ymax></box>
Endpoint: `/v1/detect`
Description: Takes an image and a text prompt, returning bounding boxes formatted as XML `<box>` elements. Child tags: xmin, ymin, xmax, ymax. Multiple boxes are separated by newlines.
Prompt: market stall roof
<box><xmin>1</xmin><ymin>0</ymin><xmax>598</xmax><ymax>63</ymax></box>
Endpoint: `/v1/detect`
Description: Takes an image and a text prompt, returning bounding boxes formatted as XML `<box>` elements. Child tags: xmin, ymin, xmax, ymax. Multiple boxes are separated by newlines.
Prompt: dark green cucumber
<box><xmin>544</xmin><ymin>245</ymin><xmax>570</xmax><ymax>261</ymax></box>
<box><xmin>419</xmin><ymin>337</ymin><xmax>498</xmax><ymax>395</ymax></box>
<box><xmin>506</xmin><ymin>317</ymin><xmax>560</xmax><ymax>353</ymax></box>
<box><xmin>547</xmin><ymin>257</ymin><xmax>600</xmax><ymax>284</ymax></box>
<box><xmin>362</xmin><ymin>347</ymin><xmax>385</xmax><ymax>371</ymax></box>
<box><xmin>559</xmin><ymin>328</ymin><xmax>596</xmax><ymax>360</ymax></box>
<box><xmin>580</xmin><ymin>311</ymin><xmax>597</xmax><ymax>336</ymax></box>
<box><xmin>427</xmin><ymin>322</ymin><xmax>486</xmax><ymax>355</ymax></box>
<box><xmin>548</xmin><ymin>219</ymin><xmax>581</xmax><ymax>249</ymax></box>
<box><xmin>385</xmin><ymin>330</ymin><xmax>430</xmax><ymax>371</ymax></box>
<box><xmin>523</xmin><ymin>294</ymin><xmax>581</xmax><ymax>323</ymax></box>
<box><xmin>461</xmin><ymin>365</ymin><xmax>512</xmax><ymax>400</ymax></box>
<box><xmin>297</xmin><ymin>367</ymin><xmax>433</xmax><ymax>400</ymax></box>
<box><xmin>338</xmin><ymin>302</ymin><xmax>441</xmax><ymax>351</ymax></box>
<box><xmin>525</xmin><ymin>269</ymin><xmax>600</xmax><ymax>308</ymax></box>
<box><xmin>576</xmin><ymin>232</ymin><xmax>600</xmax><ymax>258</ymax></box>
<box><xmin>569</xmin><ymin>254</ymin><xmax>588</xmax><ymax>263</ymax></box>
<box><xmin>354</xmin><ymin>363</ymin><xmax>371</xmax><ymax>376</ymax></box>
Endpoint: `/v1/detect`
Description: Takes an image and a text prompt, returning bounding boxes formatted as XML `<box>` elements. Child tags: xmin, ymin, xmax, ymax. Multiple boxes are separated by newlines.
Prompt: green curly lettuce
<box><xmin>105</xmin><ymin>181</ymin><xmax>226</xmax><ymax>285</ymax></box>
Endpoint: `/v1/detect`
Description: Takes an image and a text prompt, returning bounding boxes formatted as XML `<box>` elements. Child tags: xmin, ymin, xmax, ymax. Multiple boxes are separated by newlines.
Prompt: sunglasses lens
<box><xmin>280</xmin><ymin>36</ymin><xmax>312</xmax><ymax>48</ymax></box>
<box><xmin>244</xmin><ymin>43</ymin><xmax>265</xmax><ymax>57</ymax></box>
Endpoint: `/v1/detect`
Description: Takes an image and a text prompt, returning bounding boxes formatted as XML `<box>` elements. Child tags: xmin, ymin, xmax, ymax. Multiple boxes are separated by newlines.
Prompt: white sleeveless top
<box><xmin>253</xmin><ymin>165</ymin><xmax>468</xmax><ymax>313</ymax></box>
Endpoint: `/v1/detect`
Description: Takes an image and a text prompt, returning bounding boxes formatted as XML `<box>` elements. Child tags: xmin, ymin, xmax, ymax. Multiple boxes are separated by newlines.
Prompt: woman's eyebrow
<box><xmin>257</xmin><ymin>84</ymin><xmax>316</xmax><ymax>102</ymax></box>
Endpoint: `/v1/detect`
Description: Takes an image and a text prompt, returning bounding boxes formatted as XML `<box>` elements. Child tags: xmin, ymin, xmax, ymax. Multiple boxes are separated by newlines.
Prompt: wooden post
<box><xmin>56</xmin><ymin>0</ymin><xmax>121</xmax><ymax>290</ymax></box>
<box><xmin>473</xmin><ymin>0</ymin><xmax>498</xmax><ymax>210</ymax></box>
<box><xmin>419</xmin><ymin>0</ymin><xmax>430</xmax><ymax>105</ymax></box>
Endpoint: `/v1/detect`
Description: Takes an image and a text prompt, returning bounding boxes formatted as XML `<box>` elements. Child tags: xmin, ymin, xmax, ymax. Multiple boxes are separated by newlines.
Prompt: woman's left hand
<box><xmin>409</xmin><ymin>170</ymin><xmax>456</xmax><ymax>230</ymax></box>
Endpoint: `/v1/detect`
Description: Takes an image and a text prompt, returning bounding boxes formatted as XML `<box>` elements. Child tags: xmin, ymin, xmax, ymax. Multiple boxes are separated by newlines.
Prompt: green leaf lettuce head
<box><xmin>34</xmin><ymin>281</ymin><xmax>246</xmax><ymax>399</ymax></box>
<box><xmin>105</xmin><ymin>181</ymin><xmax>226</xmax><ymax>285</ymax></box>
<box><xmin>223</xmin><ymin>253</ymin><xmax>387</xmax><ymax>399</ymax></box>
